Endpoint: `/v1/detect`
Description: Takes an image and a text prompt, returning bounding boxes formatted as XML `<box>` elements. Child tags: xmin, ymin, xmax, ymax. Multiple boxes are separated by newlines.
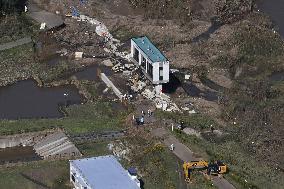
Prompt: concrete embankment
<box><xmin>101</xmin><ymin>73</ymin><xmax>123</xmax><ymax>99</ymax></box>
<box><xmin>0</xmin><ymin>130</ymin><xmax>81</xmax><ymax>164</ymax></box>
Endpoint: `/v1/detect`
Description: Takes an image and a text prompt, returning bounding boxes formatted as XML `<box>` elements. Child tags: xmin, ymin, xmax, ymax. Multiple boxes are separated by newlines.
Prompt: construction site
<box><xmin>0</xmin><ymin>0</ymin><xmax>283</xmax><ymax>189</ymax></box>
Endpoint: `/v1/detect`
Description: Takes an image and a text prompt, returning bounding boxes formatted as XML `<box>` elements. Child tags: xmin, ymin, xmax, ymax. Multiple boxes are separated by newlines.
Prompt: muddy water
<box><xmin>74</xmin><ymin>64</ymin><xmax>112</xmax><ymax>81</ymax></box>
<box><xmin>182</xmin><ymin>82</ymin><xmax>219</xmax><ymax>102</ymax></box>
<box><xmin>269</xmin><ymin>71</ymin><xmax>284</xmax><ymax>81</ymax></box>
<box><xmin>200</xmin><ymin>77</ymin><xmax>225</xmax><ymax>91</ymax></box>
<box><xmin>162</xmin><ymin>73</ymin><xmax>182</xmax><ymax>94</ymax></box>
<box><xmin>0</xmin><ymin>80</ymin><xmax>83</xmax><ymax>119</ymax></box>
<box><xmin>257</xmin><ymin>0</ymin><xmax>284</xmax><ymax>37</ymax></box>
<box><xmin>0</xmin><ymin>146</ymin><xmax>41</xmax><ymax>164</ymax></box>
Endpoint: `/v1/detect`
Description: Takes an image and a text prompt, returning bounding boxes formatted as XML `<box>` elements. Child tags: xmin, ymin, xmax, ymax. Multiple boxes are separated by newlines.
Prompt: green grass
<box><xmin>0</xmin><ymin>100</ymin><xmax>130</xmax><ymax>135</ymax></box>
<box><xmin>76</xmin><ymin>141</ymin><xmax>111</xmax><ymax>157</ymax></box>
<box><xmin>156</xmin><ymin>110</ymin><xmax>217</xmax><ymax>130</ymax></box>
<box><xmin>0</xmin><ymin>43</ymin><xmax>38</xmax><ymax>86</ymax></box>
<box><xmin>190</xmin><ymin>173</ymin><xmax>218</xmax><ymax>189</ymax></box>
<box><xmin>0</xmin><ymin>160</ymin><xmax>70</xmax><ymax>189</ymax></box>
<box><xmin>111</xmin><ymin>25</ymin><xmax>137</xmax><ymax>42</ymax></box>
<box><xmin>131</xmin><ymin>143</ymin><xmax>179</xmax><ymax>189</ymax></box>
<box><xmin>0</xmin><ymin>14</ymin><xmax>38</xmax><ymax>44</ymax></box>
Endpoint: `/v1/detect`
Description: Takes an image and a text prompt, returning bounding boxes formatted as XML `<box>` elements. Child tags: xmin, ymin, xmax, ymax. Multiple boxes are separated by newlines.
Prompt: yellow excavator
<box><xmin>183</xmin><ymin>160</ymin><xmax>227</xmax><ymax>182</ymax></box>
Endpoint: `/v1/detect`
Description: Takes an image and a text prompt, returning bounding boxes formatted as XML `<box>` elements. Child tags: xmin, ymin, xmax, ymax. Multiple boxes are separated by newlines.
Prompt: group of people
<box><xmin>133</xmin><ymin>109</ymin><xmax>153</xmax><ymax>126</ymax></box>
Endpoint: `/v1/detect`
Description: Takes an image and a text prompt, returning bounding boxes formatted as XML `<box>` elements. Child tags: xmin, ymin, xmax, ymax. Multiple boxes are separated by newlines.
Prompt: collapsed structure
<box><xmin>131</xmin><ymin>36</ymin><xmax>169</xmax><ymax>92</ymax></box>
<box><xmin>70</xmin><ymin>155</ymin><xmax>140</xmax><ymax>189</ymax></box>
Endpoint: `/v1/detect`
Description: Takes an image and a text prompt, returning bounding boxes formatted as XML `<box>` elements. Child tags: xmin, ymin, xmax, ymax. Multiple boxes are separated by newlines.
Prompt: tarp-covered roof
<box><xmin>70</xmin><ymin>155</ymin><xmax>140</xmax><ymax>189</ymax></box>
<box><xmin>132</xmin><ymin>36</ymin><xmax>167</xmax><ymax>63</ymax></box>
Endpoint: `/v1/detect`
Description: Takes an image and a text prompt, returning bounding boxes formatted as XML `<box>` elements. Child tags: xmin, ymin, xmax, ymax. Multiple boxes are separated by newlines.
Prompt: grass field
<box><xmin>0</xmin><ymin>100</ymin><xmax>130</xmax><ymax>135</ymax></box>
<box><xmin>0</xmin><ymin>14</ymin><xmax>38</xmax><ymax>44</ymax></box>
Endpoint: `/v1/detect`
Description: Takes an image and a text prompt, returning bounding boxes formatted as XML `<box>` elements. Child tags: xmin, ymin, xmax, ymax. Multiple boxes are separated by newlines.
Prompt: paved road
<box><xmin>0</xmin><ymin>37</ymin><xmax>32</xmax><ymax>51</ymax></box>
<box><xmin>151</xmin><ymin>127</ymin><xmax>236</xmax><ymax>189</ymax></box>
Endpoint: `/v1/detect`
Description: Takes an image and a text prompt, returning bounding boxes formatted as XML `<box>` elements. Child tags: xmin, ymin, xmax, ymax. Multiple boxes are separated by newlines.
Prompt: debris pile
<box><xmin>69</xmin><ymin>12</ymin><xmax>182</xmax><ymax>112</ymax></box>
<box><xmin>108</xmin><ymin>141</ymin><xmax>130</xmax><ymax>161</ymax></box>
<box><xmin>73</xmin><ymin>14</ymin><xmax>132</xmax><ymax>62</ymax></box>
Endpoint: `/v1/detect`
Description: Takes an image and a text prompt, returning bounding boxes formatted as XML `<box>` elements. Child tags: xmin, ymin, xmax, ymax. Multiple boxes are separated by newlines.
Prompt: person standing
<box><xmin>140</xmin><ymin>116</ymin><xmax>144</xmax><ymax>125</ymax></box>
<box><xmin>170</xmin><ymin>144</ymin><xmax>174</xmax><ymax>151</ymax></box>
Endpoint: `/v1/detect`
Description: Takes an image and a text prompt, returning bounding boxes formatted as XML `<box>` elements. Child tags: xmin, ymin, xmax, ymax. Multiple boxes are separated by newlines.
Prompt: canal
<box><xmin>0</xmin><ymin>146</ymin><xmax>42</xmax><ymax>164</ymax></box>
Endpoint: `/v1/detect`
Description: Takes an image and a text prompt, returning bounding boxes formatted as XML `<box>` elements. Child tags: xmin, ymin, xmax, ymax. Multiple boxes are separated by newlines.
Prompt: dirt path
<box><xmin>0</xmin><ymin>37</ymin><xmax>32</xmax><ymax>51</ymax></box>
<box><xmin>151</xmin><ymin>127</ymin><xmax>236</xmax><ymax>189</ymax></box>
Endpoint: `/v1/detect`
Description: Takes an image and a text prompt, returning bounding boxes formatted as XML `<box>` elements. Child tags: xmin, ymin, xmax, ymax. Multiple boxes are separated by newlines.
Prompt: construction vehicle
<box><xmin>183</xmin><ymin>160</ymin><xmax>227</xmax><ymax>182</ymax></box>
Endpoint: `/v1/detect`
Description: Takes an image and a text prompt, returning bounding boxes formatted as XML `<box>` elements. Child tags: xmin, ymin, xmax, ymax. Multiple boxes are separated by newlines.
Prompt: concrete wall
<box><xmin>0</xmin><ymin>132</ymin><xmax>44</xmax><ymax>148</ymax></box>
<box><xmin>0</xmin><ymin>138</ymin><xmax>25</xmax><ymax>148</ymax></box>
<box><xmin>101</xmin><ymin>73</ymin><xmax>123</xmax><ymax>99</ymax></box>
<box><xmin>163</xmin><ymin>61</ymin><xmax>170</xmax><ymax>81</ymax></box>
<box><xmin>153</xmin><ymin>63</ymin><xmax>159</xmax><ymax>82</ymax></box>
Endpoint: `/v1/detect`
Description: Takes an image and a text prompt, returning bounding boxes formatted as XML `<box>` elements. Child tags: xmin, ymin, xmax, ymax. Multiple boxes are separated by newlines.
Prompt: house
<box><xmin>130</xmin><ymin>36</ymin><xmax>170</xmax><ymax>86</ymax></box>
<box><xmin>70</xmin><ymin>155</ymin><xmax>140</xmax><ymax>189</ymax></box>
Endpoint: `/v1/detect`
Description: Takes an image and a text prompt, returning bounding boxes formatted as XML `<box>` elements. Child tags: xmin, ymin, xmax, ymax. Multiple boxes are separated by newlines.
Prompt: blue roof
<box><xmin>70</xmin><ymin>155</ymin><xmax>140</xmax><ymax>189</ymax></box>
<box><xmin>132</xmin><ymin>36</ymin><xmax>167</xmax><ymax>63</ymax></box>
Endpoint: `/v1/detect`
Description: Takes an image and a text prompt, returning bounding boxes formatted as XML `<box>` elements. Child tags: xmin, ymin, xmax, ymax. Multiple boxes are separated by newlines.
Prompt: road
<box><xmin>151</xmin><ymin>127</ymin><xmax>236</xmax><ymax>189</ymax></box>
<box><xmin>0</xmin><ymin>37</ymin><xmax>32</xmax><ymax>51</ymax></box>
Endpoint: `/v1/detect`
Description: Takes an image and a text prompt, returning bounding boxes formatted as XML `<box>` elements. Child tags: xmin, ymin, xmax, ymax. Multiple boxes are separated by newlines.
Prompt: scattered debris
<box><xmin>188</xmin><ymin>109</ymin><xmax>197</xmax><ymax>114</ymax></box>
<box><xmin>40</xmin><ymin>22</ymin><xmax>46</xmax><ymax>30</ymax></box>
<box><xmin>185</xmin><ymin>74</ymin><xmax>191</xmax><ymax>80</ymax></box>
<box><xmin>183</xmin><ymin>128</ymin><xmax>201</xmax><ymax>138</ymax></box>
<box><xmin>102</xmin><ymin>59</ymin><xmax>113</xmax><ymax>67</ymax></box>
<box><xmin>108</xmin><ymin>141</ymin><xmax>130</xmax><ymax>161</ymax></box>
<box><xmin>75</xmin><ymin>52</ymin><xmax>83</xmax><ymax>59</ymax></box>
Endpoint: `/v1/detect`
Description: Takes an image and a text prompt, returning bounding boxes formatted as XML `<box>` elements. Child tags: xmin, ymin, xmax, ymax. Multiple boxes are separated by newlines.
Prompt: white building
<box><xmin>70</xmin><ymin>155</ymin><xmax>140</xmax><ymax>189</ymax></box>
<box><xmin>131</xmin><ymin>36</ymin><xmax>170</xmax><ymax>85</ymax></box>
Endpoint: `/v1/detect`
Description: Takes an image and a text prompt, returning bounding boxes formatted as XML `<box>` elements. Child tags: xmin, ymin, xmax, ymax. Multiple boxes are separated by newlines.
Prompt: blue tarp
<box><xmin>71</xmin><ymin>6</ymin><xmax>80</xmax><ymax>17</ymax></box>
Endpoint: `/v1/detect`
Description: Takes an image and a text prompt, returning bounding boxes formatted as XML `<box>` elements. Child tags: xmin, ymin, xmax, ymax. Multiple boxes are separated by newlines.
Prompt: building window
<box><xmin>141</xmin><ymin>56</ymin><xmax>146</xmax><ymax>69</ymax></box>
<box><xmin>147</xmin><ymin>63</ymin><xmax>153</xmax><ymax>78</ymax></box>
<box><xmin>159</xmin><ymin>67</ymin><xmax>163</xmax><ymax>80</ymax></box>
<box><xmin>71</xmin><ymin>174</ymin><xmax>76</xmax><ymax>183</ymax></box>
<box><xmin>133</xmin><ymin>48</ymin><xmax>139</xmax><ymax>62</ymax></box>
